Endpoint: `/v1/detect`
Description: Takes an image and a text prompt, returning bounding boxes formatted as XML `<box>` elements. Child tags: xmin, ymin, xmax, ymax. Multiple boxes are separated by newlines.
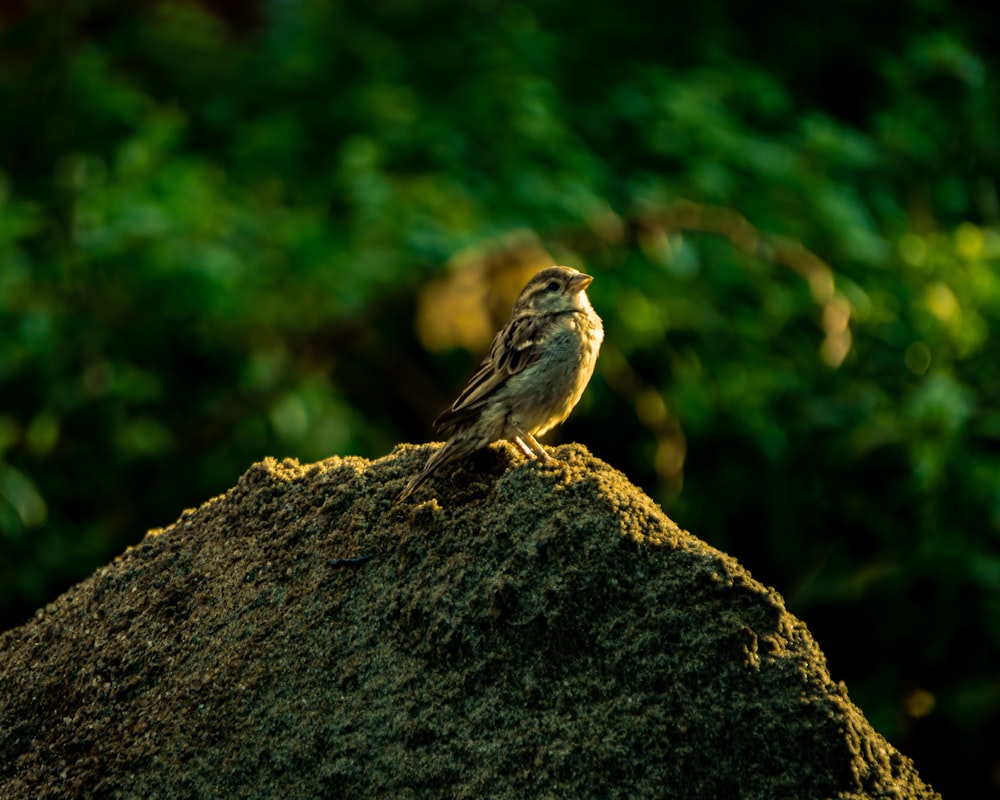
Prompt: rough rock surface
<box><xmin>0</xmin><ymin>443</ymin><xmax>938</xmax><ymax>799</ymax></box>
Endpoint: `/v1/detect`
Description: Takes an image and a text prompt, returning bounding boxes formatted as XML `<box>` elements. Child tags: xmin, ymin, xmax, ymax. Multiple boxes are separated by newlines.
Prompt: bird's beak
<box><xmin>568</xmin><ymin>272</ymin><xmax>593</xmax><ymax>293</ymax></box>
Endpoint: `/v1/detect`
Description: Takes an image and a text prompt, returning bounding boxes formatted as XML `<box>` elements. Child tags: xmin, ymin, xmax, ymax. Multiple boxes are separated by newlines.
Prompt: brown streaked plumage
<box><xmin>396</xmin><ymin>266</ymin><xmax>604</xmax><ymax>502</ymax></box>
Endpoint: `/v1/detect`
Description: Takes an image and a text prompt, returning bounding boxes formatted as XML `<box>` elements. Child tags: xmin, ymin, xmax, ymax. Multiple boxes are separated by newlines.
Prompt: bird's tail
<box><xmin>394</xmin><ymin>441</ymin><xmax>460</xmax><ymax>503</ymax></box>
<box><xmin>394</xmin><ymin>468</ymin><xmax>431</xmax><ymax>504</ymax></box>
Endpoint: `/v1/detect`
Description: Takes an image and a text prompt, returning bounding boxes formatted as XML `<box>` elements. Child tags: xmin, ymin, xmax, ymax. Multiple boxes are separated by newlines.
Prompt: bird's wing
<box><xmin>432</xmin><ymin>313</ymin><xmax>548</xmax><ymax>434</ymax></box>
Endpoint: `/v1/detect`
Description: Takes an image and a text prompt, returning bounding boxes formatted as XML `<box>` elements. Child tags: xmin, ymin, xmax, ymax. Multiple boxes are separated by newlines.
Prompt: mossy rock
<box><xmin>0</xmin><ymin>443</ymin><xmax>939</xmax><ymax>799</ymax></box>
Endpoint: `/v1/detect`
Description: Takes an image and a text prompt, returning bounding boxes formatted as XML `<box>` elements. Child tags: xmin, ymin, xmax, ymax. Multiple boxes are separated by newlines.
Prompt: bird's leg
<box><xmin>512</xmin><ymin>425</ymin><xmax>552</xmax><ymax>463</ymax></box>
<box><xmin>513</xmin><ymin>436</ymin><xmax>536</xmax><ymax>459</ymax></box>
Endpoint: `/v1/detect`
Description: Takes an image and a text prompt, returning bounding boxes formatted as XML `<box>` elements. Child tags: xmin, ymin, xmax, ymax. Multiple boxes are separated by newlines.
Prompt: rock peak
<box><xmin>0</xmin><ymin>443</ymin><xmax>938</xmax><ymax>799</ymax></box>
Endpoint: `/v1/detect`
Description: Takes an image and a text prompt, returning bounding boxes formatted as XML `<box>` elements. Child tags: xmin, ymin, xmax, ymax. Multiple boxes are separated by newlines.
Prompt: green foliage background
<box><xmin>2</xmin><ymin>1</ymin><xmax>999</xmax><ymax>795</ymax></box>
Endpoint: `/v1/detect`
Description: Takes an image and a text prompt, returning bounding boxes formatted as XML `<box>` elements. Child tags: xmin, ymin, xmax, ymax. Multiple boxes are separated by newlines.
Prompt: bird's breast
<box><xmin>505</xmin><ymin>312</ymin><xmax>602</xmax><ymax>436</ymax></box>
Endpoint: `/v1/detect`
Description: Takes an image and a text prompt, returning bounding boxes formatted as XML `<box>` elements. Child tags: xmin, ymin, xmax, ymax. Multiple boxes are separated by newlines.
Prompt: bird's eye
<box><xmin>544</xmin><ymin>280</ymin><xmax>560</xmax><ymax>292</ymax></box>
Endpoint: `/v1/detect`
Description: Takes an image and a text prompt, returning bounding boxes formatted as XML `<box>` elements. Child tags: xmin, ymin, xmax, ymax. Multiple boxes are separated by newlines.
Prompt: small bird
<box><xmin>396</xmin><ymin>265</ymin><xmax>604</xmax><ymax>502</ymax></box>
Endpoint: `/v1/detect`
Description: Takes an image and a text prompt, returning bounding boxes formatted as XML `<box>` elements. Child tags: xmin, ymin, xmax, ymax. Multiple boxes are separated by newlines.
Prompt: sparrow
<box><xmin>396</xmin><ymin>265</ymin><xmax>604</xmax><ymax>502</ymax></box>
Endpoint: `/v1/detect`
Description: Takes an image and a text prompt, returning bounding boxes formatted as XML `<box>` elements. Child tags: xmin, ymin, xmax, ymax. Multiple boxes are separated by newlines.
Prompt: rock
<box><xmin>0</xmin><ymin>443</ymin><xmax>939</xmax><ymax>799</ymax></box>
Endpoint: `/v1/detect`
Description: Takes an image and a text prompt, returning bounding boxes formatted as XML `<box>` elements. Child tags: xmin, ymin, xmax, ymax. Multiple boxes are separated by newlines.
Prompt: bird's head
<box><xmin>513</xmin><ymin>266</ymin><xmax>595</xmax><ymax>316</ymax></box>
